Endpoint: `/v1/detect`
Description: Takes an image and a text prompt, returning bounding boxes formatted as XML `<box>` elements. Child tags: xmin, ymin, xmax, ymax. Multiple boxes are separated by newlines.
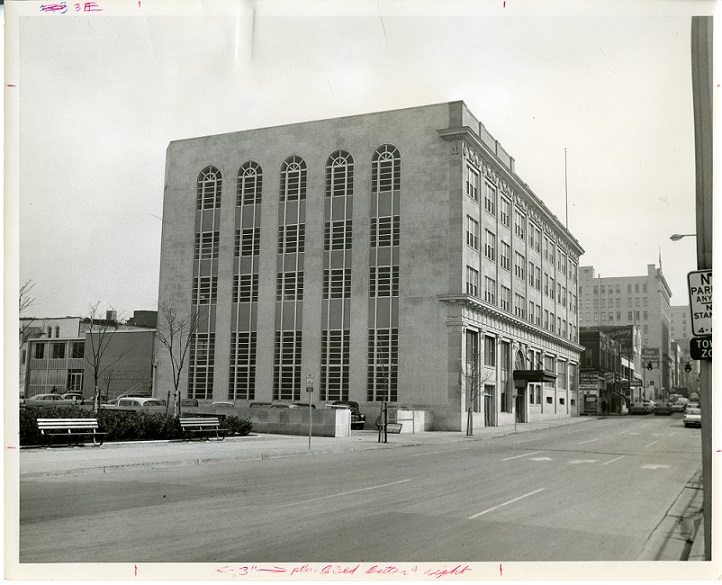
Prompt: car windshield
<box><xmin>686</xmin><ymin>408</ymin><xmax>701</xmax><ymax>415</ymax></box>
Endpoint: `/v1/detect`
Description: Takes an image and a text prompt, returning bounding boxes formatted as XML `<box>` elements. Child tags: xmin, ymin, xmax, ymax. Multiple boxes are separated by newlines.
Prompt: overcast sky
<box><xmin>7</xmin><ymin>0</ymin><xmax>717</xmax><ymax>319</ymax></box>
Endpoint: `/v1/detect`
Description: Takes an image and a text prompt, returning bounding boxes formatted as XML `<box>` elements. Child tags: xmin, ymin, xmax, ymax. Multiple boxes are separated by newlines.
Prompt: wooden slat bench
<box><xmin>37</xmin><ymin>418</ymin><xmax>107</xmax><ymax>447</ymax></box>
<box><xmin>179</xmin><ymin>417</ymin><xmax>226</xmax><ymax>441</ymax></box>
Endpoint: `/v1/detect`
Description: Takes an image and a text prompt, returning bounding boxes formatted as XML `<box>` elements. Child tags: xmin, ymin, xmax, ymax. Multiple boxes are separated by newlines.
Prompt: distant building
<box><xmin>578</xmin><ymin>264</ymin><xmax>672</xmax><ymax>399</ymax></box>
<box><xmin>157</xmin><ymin>101</ymin><xmax>584</xmax><ymax>430</ymax></box>
<box><xmin>21</xmin><ymin>314</ymin><xmax>156</xmax><ymax>401</ymax></box>
<box><xmin>579</xmin><ymin>329</ymin><xmax>625</xmax><ymax>414</ymax></box>
<box><xmin>670</xmin><ymin>305</ymin><xmax>692</xmax><ymax>348</ymax></box>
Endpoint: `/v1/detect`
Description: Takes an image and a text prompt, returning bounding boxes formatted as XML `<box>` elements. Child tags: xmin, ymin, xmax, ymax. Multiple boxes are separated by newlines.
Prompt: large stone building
<box><xmin>157</xmin><ymin>101</ymin><xmax>584</xmax><ymax>431</ymax></box>
<box><xmin>578</xmin><ymin>263</ymin><xmax>673</xmax><ymax>398</ymax></box>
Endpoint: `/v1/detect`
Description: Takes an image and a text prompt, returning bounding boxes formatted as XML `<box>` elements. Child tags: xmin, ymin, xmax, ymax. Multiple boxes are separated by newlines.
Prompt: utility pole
<box><xmin>690</xmin><ymin>15</ymin><xmax>712</xmax><ymax>561</ymax></box>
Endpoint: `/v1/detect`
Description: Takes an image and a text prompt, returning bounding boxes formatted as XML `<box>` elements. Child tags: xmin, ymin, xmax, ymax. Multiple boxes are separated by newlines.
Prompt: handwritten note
<box><xmin>39</xmin><ymin>2</ymin><xmax>103</xmax><ymax>13</ymax></box>
<box><xmin>216</xmin><ymin>563</ymin><xmax>473</xmax><ymax>579</ymax></box>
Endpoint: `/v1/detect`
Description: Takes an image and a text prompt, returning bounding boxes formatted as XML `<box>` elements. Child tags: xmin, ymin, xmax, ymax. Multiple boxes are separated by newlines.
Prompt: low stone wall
<box><xmin>393</xmin><ymin>409</ymin><xmax>432</xmax><ymax>433</ymax></box>
<box><xmin>191</xmin><ymin>406</ymin><xmax>351</xmax><ymax>437</ymax></box>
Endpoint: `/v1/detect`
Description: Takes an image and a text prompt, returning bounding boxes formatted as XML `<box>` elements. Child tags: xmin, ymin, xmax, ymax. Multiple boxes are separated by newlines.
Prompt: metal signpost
<box><xmin>306</xmin><ymin>374</ymin><xmax>314</xmax><ymax>450</ymax></box>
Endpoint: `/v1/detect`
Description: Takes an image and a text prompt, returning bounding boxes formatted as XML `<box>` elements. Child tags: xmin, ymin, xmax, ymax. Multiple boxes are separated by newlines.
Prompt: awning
<box><xmin>513</xmin><ymin>369</ymin><xmax>558</xmax><ymax>384</ymax></box>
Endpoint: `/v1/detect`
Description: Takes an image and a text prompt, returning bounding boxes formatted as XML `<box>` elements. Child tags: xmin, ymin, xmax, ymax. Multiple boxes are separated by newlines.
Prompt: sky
<box><xmin>7</xmin><ymin>0</ymin><xmax>718</xmax><ymax>319</ymax></box>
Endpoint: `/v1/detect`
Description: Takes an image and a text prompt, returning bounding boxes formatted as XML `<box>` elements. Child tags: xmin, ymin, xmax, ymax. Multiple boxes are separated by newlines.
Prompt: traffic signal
<box><xmin>647</xmin><ymin>361</ymin><xmax>653</xmax><ymax>370</ymax></box>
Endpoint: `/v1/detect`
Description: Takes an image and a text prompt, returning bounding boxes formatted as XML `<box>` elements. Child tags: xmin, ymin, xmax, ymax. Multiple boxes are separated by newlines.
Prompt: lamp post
<box><xmin>669</xmin><ymin>233</ymin><xmax>696</xmax><ymax>241</ymax></box>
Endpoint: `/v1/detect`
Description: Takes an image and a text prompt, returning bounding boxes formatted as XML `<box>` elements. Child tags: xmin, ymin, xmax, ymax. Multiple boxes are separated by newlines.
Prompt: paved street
<box><xmin>18</xmin><ymin>415</ymin><xmax>702</xmax><ymax>564</ymax></box>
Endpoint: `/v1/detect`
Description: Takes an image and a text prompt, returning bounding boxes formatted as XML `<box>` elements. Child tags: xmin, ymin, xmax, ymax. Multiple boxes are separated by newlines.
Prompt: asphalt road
<box><xmin>20</xmin><ymin>414</ymin><xmax>701</xmax><ymax>563</ymax></box>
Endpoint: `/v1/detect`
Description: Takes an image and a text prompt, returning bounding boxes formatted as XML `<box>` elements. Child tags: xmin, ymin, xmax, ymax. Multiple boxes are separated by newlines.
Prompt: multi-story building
<box><xmin>21</xmin><ymin>312</ymin><xmax>157</xmax><ymax>401</ymax></box>
<box><xmin>579</xmin><ymin>329</ymin><xmax>624</xmax><ymax>414</ymax></box>
<box><xmin>578</xmin><ymin>264</ymin><xmax>673</xmax><ymax>399</ymax></box>
<box><xmin>157</xmin><ymin>101</ymin><xmax>584</xmax><ymax>431</ymax></box>
<box><xmin>670</xmin><ymin>305</ymin><xmax>693</xmax><ymax>348</ymax></box>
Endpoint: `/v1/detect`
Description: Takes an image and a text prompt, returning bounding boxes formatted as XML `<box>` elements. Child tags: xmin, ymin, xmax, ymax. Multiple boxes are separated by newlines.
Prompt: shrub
<box><xmin>221</xmin><ymin>415</ymin><xmax>253</xmax><ymax>436</ymax></box>
<box><xmin>19</xmin><ymin>407</ymin><xmax>251</xmax><ymax>444</ymax></box>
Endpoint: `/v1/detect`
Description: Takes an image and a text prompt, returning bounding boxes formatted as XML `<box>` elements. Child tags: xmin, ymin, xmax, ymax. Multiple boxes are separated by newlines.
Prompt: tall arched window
<box><xmin>325</xmin><ymin>151</ymin><xmax>354</xmax><ymax>197</ymax></box>
<box><xmin>196</xmin><ymin>166</ymin><xmax>222</xmax><ymax>210</ymax></box>
<box><xmin>372</xmin><ymin>145</ymin><xmax>400</xmax><ymax>193</ymax></box>
<box><xmin>237</xmin><ymin>161</ymin><xmax>262</xmax><ymax>206</ymax></box>
<box><xmin>280</xmin><ymin>156</ymin><xmax>307</xmax><ymax>201</ymax></box>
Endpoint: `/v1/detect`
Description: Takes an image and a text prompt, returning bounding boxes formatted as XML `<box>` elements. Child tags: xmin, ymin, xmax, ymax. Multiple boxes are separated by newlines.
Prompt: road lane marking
<box><xmin>668</xmin><ymin>432</ymin><xmax>677</xmax><ymax>437</ymax></box>
<box><xmin>641</xmin><ymin>464</ymin><xmax>670</xmax><ymax>470</ymax></box>
<box><xmin>568</xmin><ymin>459</ymin><xmax>598</xmax><ymax>464</ymax></box>
<box><xmin>281</xmin><ymin>479</ymin><xmax>412</xmax><ymax>508</ymax></box>
<box><xmin>411</xmin><ymin>448</ymin><xmax>472</xmax><ymax>457</ymax></box>
<box><xmin>617</xmin><ymin>430</ymin><xmax>630</xmax><ymax>435</ymax></box>
<box><xmin>564</xmin><ymin>428</ymin><xmax>589</xmax><ymax>435</ymax></box>
<box><xmin>501</xmin><ymin>451</ymin><xmax>543</xmax><ymax>461</ymax></box>
<box><xmin>528</xmin><ymin>457</ymin><xmax>552</xmax><ymax>461</ymax></box>
<box><xmin>511</xmin><ymin>437</ymin><xmax>544</xmax><ymax>443</ymax></box>
<box><xmin>469</xmin><ymin>488</ymin><xmax>545</xmax><ymax>519</ymax></box>
<box><xmin>577</xmin><ymin>438</ymin><xmax>601</xmax><ymax>445</ymax></box>
<box><xmin>601</xmin><ymin>455</ymin><xmax>625</xmax><ymax>466</ymax></box>
<box><xmin>644</xmin><ymin>441</ymin><xmax>658</xmax><ymax>449</ymax></box>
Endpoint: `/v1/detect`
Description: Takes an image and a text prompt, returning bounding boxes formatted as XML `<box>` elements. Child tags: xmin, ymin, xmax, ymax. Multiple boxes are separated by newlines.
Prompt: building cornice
<box><xmin>438</xmin><ymin>126</ymin><xmax>585</xmax><ymax>257</ymax></box>
<box><xmin>438</xmin><ymin>293</ymin><xmax>585</xmax><ymax>354</ymax></box>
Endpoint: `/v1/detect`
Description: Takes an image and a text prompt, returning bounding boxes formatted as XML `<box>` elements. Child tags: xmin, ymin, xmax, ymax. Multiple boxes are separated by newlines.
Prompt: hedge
<box><xmin>19</xmin><ymin>406</ymin><xmax>252</xmax><ymax>446</ymax></box>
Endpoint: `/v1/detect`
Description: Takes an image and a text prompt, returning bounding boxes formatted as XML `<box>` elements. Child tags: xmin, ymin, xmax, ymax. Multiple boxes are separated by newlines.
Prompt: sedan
<box><xmin>683</xmin><ymin>407</ymin><xmax>702</xmax><ymax>428</ymax></box>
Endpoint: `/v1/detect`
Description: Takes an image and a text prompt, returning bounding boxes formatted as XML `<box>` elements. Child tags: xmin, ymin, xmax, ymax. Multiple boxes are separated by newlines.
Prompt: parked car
<box><xmin>683</xmin><ymin>407</ymin><xmax>702</xmax><ymax>428</ymax></box>
<box><xmin>22</xmin><ymin>393</ymin><xmax>76</xmax><ymax>407</ymax></box>
<box><xmin>250</xmin><ymin>402</ymin><xmax>273</xmax><ymax>408</ymax></box>
<box><xmin>270</xmin><ymin>403</ymin><xmax>300</xmax><ymax>409</ymax></box>
<box><xmin>61</xmin><ymin>392</ymin><xmax>85</xmax><ymax>404</ymax></box>
<box><xmin>180</xmin><ymin>398</ymin><xmax>199</xmax><ymax>407</ymax></box>
<box><xmin>653</xmin><ymin>402</ymin><xmax>674</xmax><ymax>416</ymax></box>
<box><xmin>292</xmin><ymin>402</ymin><xmax>316</xmax><ymax>408</ymax></box>
<box><xmin>630</xmin><ymin>401</ymin><xmax>654</xmax><ymax>415</ymax></box>
<box><xmin>210</xmin><ymin>401</ymin><xmax>235</xmax><ymax>408</ymax></box>
<box><xmin>329</xmin><ymin>401</ymin><xmax>366</xmax><ymax>429</ymax></box>
<box><xmin>114</xmin><ymin>397</ymin><xmax>165</xmax><ymax>407</ymax></box>
<box><xmin>669</xmin><ymin>402</ymin><xmax>686</xmax><ymax>413</ymax></box>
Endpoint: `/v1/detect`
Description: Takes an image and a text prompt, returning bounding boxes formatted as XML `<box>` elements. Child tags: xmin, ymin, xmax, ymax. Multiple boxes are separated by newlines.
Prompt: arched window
<box><xmin>237</xmin><ymin>161</ymin><xmax>262</xmax><ymax>206</ymax></box>
<box><xmin>196</xmin><ymin>166</ymin><xmax>222</xmax><ymax>210</ymax></box>
<box><xmin>372</xmin><ymin>145</ymin><xmax>400</xmax><ymax>193</ymax></box>
<box><xmin>47</xmin><ymin>327</ymin><xmax>52</xmax><ymax>338</ymax></box>
<box><xmin>280</xmin><ymin>156</ymin><xmax>307</xmax><ymax>201</ymax></box>
<box><xmin>55</xmin><ymin>326</ymin><xmax>60</xmax><ymax>338</ymax></box>
<box><xmin>325</xmin><ymin>151</ymin><xmax>354</xmax><ymax>197</ymax></box>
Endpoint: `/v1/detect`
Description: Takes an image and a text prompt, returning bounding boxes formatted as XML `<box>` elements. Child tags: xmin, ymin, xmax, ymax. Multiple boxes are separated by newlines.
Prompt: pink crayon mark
<box><xmin>7</xmin><ymin>446</ymin><xmax>17</xmax><ymax>449</ymax></box>
<box><xmin>7</xmin><ymin>84</ymin><xmax>16</xmax><ymax>88</ymax></box>
<box><xmin>499</xmin><ymin>563</ymin><xmax>502</xmax><ymax>576</ymax></box>
<box><xmin>134</xmin><ymin>564</ymin><xmax>137</xmax><ymax>577</ymax></box>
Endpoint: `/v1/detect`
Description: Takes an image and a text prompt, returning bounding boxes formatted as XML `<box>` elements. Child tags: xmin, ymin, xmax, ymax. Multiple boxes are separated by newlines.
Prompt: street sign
<box><xmin>688</xmin><ymin>269</ymin><xmax>712</xmax><ymax>335</ymax></box>
<box><xmin>690</xmin><ymin>336</ymin><xmax>712</xmax><ymax>361</ymax></box>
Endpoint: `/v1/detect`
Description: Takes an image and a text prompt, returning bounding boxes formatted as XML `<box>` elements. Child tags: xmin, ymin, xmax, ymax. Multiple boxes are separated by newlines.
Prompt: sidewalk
<box><xmin>19</xmin><ymin>416</ymin><xmax>594</xmax><ymax>479</ymax></box>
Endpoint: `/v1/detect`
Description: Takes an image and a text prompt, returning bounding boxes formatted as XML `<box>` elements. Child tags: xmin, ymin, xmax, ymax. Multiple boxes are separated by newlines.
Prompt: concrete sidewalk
<box><xmin>19</xmin><ymin>416</ymin><xmax>595</xmax><ymax>478</ymax></box>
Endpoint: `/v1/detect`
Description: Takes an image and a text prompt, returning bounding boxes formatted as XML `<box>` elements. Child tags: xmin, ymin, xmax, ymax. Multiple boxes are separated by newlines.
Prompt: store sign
<box><xmin>688</xmin><ymin>269</ymin><xmax>712</xmax><ymax>335</ymax></box>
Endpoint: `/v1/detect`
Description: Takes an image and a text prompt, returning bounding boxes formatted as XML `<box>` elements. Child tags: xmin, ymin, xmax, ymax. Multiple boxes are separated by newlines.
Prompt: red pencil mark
<box><xmin>503</xmin><ymin>1</ymin><xmax>506</xmax><ymax>6</ymax></box>
<box><xmin>138</xmin><ymin>0</ymin><xmax>141</xmax><ymax>7</ymax></box>
<box><xmin>7</xmin><ymin>446</ymin><xmax>16</xmax><ymax>449</ymax></box>
<box><xmin>257</xmin><ymin>566</ymin><xmax>287</xmax><ymax>573</ymax></box>
<box><xmin>500</xmin><ymin>562</ymin><xmax>503</xmax><ymax>576</ymax></box>
<box><xmin>134</xmin><ymin>564</ymin><xmax>137</xmax><ymax>577</ymax></box>
<box><xmin>7</xmin><ymin>84</ymin><xmax>16</xmax><ymax>88</ymax></box>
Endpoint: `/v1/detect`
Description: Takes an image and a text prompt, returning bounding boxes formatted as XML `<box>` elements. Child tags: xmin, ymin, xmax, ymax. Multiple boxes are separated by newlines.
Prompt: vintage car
<box><xmin>653</xmin><ymin>402</ymin><xmax>674</xmax><ymax>416</ymax></box>
<box><xmin>683</xmin><ymin>407</ymin><xmax>702</xmax><ymax>428</ymax></box>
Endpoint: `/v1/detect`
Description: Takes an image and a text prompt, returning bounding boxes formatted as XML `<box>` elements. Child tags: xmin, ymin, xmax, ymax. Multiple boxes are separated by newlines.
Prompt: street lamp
<box><xmin>670</xmin><ymin>233</ymin><xmax>696</xmax><ymax>241</ymax></box>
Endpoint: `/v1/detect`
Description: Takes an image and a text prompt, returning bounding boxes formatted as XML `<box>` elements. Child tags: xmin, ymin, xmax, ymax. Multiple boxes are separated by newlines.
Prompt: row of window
<box><xmin>195</xmin><ymin>217</ymin><xmax>399</xmax><ymax>260</ymax></box>
<box><xmin>580</xmin><ymin>311</ymin><xmax>650</xmax><ymax>323</ymax></box>
<box><xmin>466</xmin><ymin>268</ymin><xmax>577</xmax><ymax>340</ymax></box>
<box><xmin>466</xmin><ymin>169</ymin><xmax>577</xmax><ymax>283</ymax></box>
<box><xmin>193</xmin><ymin>328</ymin><xmax>398</xmax><ymax>402</ymax></box>
<box><xmin>584</xmin><ymin>297</ymin><xmax>649</xmax><ymax>309</ymax></box>
<box><xmin>583</xmin><ymin>282</ymin><xmax>649</xmax><ymax>295</ymax></box>
<box><xmin>196</xmin><ymin>146</ymin><xmax>401</xmax><ymax>210</ymax></box>
<box><xmin>33</xmin><ymin>341</ymin><xmax>84</xmax><ymax>360</ymax></box>
<box><xmin>199</xmin><ymin>266</ymin><xmax>400</xmax><ymax>304</ymax></box>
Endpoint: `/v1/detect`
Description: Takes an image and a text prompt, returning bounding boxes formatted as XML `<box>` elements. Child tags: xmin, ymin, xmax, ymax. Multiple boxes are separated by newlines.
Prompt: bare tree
<box><xmin>18</xmin><ymin>280</ymin><xmax>37</xmax><ymax>344</ymax></box>
<box><xmin>156</xmin><ymin>306</ymin><xmax>201</xmax><ymax>418</ymax></box>
<box><xmin>463</xmin><ymin>350</ymin><xmax>494</xmax><ymax>436</ymax></box>
<box><xmin>83</xmin><ymin>303</ymin><xmax>130</xmax><ymax>412</ymax></box>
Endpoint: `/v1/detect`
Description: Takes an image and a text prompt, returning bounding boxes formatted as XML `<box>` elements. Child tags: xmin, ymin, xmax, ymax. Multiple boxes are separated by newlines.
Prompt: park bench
<box><xmin>37</xmin><ymin>418</ymin><xmax>107</xmax><ymax>447</ymax></box>
<box><xmin>179</xmin><ymin>417</ymin><xmax>227</xmax><ymax>441</ymax></box>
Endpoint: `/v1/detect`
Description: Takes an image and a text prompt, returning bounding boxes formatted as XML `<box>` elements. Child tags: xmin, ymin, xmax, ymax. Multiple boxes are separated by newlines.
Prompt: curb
<box><xmin>19</xmin><ymin>416</ymin><xmax>596</xmax><ymax>478</ymax></box>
